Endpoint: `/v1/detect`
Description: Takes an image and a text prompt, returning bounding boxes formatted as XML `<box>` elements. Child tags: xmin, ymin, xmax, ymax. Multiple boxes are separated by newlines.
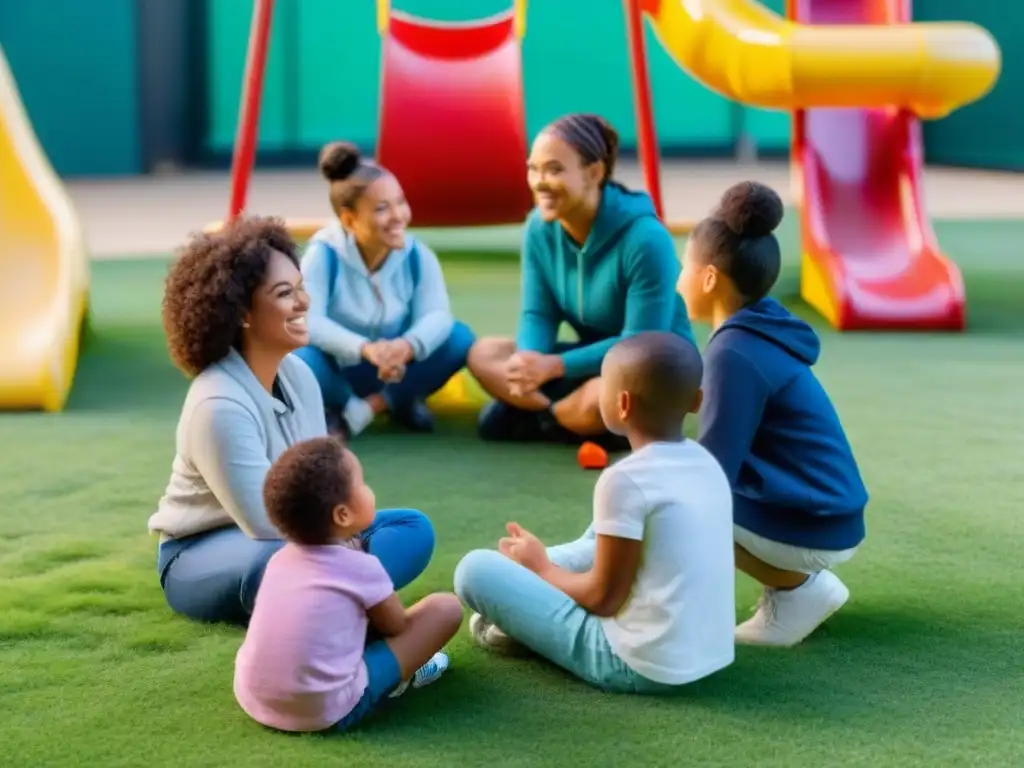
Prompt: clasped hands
<box><xmin>504</xmin><ymin>351</ymin><xmax>564</xmax><ymax>398</ymax></box>
<box><xmin>362</xmin><ymin>339</ymin><xmax>414</xmax><ymax>384</ymax></box>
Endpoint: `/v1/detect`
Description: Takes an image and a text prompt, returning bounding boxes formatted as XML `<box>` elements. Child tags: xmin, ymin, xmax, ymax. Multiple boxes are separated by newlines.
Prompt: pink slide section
<box><xmin>792</xmin><ymin>0</ymin><xmax>966</xmax><ymax>331</ymax></box>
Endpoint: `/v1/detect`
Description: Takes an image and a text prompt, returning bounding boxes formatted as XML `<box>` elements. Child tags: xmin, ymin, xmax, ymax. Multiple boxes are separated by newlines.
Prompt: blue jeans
<box><xmin>332</xmin><ymin>641</ymin><xmax>403</xmax><ymax>732</ymax></box>
<box><xmin>157</xmin><ymin>508</ymin><xmax>435</xmax><ymax>625</ymax></box>
<box><xmin>294</xmin><ymin>321</ymin><xmax>475</xmax><ymax>411</ymax></box>
<box><xmin>453</xmin><ymin>548</ymin><xmax>678</xmax><ymax>695</ymax></box>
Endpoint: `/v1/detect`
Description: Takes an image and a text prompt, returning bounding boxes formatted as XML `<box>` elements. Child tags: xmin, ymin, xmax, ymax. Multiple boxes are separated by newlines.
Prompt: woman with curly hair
<box><xmin>294</xmin><ymin>142</ymin><xmax>475</xmax><ymax>438</ymax></box>
<box><xmin>147</xmin><ymin>216</ymin><xmax>436</xmax><ymax>625</ymax></box>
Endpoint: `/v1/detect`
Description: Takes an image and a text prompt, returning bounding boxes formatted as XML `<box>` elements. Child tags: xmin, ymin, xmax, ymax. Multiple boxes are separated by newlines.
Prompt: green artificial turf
<box><xmin>2</xmin><ymin>220</ymin><xmax>1023</xmax><ymax>767</ymax></box>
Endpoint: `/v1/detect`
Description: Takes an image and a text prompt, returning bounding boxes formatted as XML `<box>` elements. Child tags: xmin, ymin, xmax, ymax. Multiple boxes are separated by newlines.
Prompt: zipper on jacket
<box><xmin>367</xmin><ymin>274</ymin><xmax>385</xmax><ymax>340</ymax></box>
<box><xmin>577</xmin><ymin>249</ymin><xmax>584</xmax><ymax>324</ymax></box>
<box><xmin>350</xmin><ymin>250</ymin><xmax>406</xmax><ymax>341</ymax></box>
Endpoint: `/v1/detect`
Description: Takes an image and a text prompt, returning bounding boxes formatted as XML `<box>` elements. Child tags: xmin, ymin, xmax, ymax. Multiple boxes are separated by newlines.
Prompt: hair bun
<box><xmin>717</xmin><ymin>181</ymin><xmax>784</xmax><ymax>238</ymax></box>
<box><xmin>318</xmin><ymin>141</ymin><xmax>361</xmax><ymax>182</ymax></box>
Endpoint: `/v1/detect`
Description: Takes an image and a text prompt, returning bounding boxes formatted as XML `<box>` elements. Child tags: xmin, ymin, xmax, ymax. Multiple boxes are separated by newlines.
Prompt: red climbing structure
<box><xmin>225</xmin><ymin>0</ymin><xmax>533</xmax><ymax>230</ymax></box>
<box><xmin>377</xmin><ymin>9</ymin><xmax>534</xmax><ymax>227</ymax></box>
<box><xmin>791</xmin><ymin>0</ymin><xmax>966</xmax><ymax>330</ymax></box>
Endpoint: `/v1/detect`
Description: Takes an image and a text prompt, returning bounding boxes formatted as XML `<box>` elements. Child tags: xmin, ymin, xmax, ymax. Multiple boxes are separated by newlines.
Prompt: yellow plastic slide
<box><xmin>640</xmin><ymin>0</ymin><xmax>999</xmax><ymax>118</ymax></box>
<box><xmin>0</xmin><ymin>44</ymin><xmax>89</xmax><ymax>412</ymax></box>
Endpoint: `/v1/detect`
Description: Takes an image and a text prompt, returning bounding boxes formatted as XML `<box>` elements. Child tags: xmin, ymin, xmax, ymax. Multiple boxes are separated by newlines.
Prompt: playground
<box><xmin>2</xmin><ymin>0</ymin><xmax>1024</xmax><ymax>765</ymax></box>
<box><xmin>3</xmin><ymin>217</ymin><xmax>1023</xmax><ymax>765</ymax></box>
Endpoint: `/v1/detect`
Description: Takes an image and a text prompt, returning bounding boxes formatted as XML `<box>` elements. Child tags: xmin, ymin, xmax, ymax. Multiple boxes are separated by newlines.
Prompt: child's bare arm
<box><xmin>538</xmin><ymin>467</ymin><xmax>645</xmax><ymax>616</ymax></box>
<box><xmin>538</xmin><ymin>534</ymin><xmax>642</xmax><ymax>617</ymax></box>
<box><xmin>367</xmin><ymin>593</ymin><xmax>407</xmax><ymax>637</ymax></box>
<box><xmin>502</xmin><ymin>524</ymin><xmax>641</xmax><ymax>617</ymax></box>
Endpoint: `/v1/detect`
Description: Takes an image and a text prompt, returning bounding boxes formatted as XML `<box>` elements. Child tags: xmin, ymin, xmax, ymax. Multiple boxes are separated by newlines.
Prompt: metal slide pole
<box><xmin>623</xmin><ymin>0</ymin><xmax>664</xmax><ymax>219</ymax></box>
<box><xmin>226</xmin><ymin>0</ymin><xmax>276</xmax><ymax>223</ymax></box>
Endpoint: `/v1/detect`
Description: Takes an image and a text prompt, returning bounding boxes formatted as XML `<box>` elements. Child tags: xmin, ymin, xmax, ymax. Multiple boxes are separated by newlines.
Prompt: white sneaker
<box><xmin>342</xmin><ymin>397</ymin><xmax>375</xmax><ymax>437</ymax></box>
<box><xmin>469</xmin><ymin>612</ymin><xmax>524</xmax><ymax>655</ymax></box>
<box><xmin>735</xmin><ymin>570</ymin><xmax>850</xmax><ymax>647</ymax></box>
<box><xmin>388</xmin><ymin>650</ymin><xmax>449</xmax><ymax>698</ymax></box>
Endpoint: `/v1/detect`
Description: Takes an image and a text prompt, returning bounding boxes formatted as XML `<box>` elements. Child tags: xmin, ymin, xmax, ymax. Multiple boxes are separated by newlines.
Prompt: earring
<box><xmin>242</xmin><ymin>322</ymin><xmax>250</xmax><ymax>328</ymax></box>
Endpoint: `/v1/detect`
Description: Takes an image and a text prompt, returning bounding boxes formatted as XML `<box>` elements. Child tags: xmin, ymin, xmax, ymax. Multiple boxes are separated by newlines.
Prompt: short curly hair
<box><xmin>162</xmin><ymin>215</ymin><xmax>299</xmax><ymax>376</ymax></box>
<box><xmin>264</xmin><ymin>437</ymin><xmax>353</xmax><ymax>546</ymax></box>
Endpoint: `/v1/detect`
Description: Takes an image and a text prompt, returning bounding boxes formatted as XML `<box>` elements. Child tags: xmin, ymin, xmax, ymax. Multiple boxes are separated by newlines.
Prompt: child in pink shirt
<box><xmin>233</xmin><ymin>436</ymin><xmax>463</xmax><ymax>733</ymax></box>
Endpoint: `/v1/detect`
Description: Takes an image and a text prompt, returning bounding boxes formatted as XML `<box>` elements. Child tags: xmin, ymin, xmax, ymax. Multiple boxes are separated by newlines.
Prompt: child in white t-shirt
<box><xmin>454</xmin><ymin>332</ymin><xmax>735</xmax><ymax>692</ymax></box>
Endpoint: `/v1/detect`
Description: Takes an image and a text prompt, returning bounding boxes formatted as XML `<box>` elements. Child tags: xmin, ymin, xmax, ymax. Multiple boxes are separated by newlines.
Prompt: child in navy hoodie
<box><xmin>678</xmin><ymin>181</ymin><xmax>868</xmax><ymax>647</ymax></box>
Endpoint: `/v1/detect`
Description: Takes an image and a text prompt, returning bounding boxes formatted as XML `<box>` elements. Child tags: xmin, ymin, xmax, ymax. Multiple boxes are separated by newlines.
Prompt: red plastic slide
<box><xmin>376</xmin><ymin>10</ymin><xmax>534</xmax><ymax>228</ymax></box>
<box><xmin>792</xmin><ymin>0</ymin><xmax>966</xmax><ymax>331</ymax></box>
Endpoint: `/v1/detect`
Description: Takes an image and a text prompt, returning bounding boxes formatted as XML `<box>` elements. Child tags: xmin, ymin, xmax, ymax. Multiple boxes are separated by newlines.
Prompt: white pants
<box><xmin>734</xmin><ymin>525</ymin><xmax>859</xmax><ymax>574</ymax></box>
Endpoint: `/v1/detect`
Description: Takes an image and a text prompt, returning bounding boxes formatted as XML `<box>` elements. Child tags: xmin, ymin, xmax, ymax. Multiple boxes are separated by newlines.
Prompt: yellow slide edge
<box><xmin>642</xmin><ymin>0</ymin><xmax>1001</xmax><ymax>118</ymax></box>
<box><xmin>0</xmin><ymin>44</ymin><xmax>89</xmax><ymax>412</ymax></box>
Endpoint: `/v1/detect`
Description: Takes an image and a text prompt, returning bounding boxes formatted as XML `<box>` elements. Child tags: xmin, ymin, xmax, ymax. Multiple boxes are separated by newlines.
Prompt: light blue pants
<box><xmin>294</xmin><ymin>321</ymin><xmax>475</xmax><ymax>411</ymax></box>
<box><xmin>453</xmin><ymin>531</ymin><xmax>678</xmax><ymax>695</ymax></box>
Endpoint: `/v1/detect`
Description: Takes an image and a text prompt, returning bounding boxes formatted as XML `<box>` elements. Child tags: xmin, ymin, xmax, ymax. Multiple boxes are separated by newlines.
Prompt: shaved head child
<box><xmin>455</xmin><ymin>331</ymin><xmax>736</xmax><ymax>693</ymax></box>
<box><xmin>598</xmin><ymin>331</ymin><xmax>703</xmax><ymax>442</ymax></box>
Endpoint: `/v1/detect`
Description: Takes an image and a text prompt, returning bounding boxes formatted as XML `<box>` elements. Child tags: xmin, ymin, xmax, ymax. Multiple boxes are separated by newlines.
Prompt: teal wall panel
<box><xmin>295</xmin><ymin>0</ymin><xmax>381</xmax><ymax>148</ymax></box>
<box><xmin>520</xmin><ymin>0</ymin><xmax>734</xmax><ymax>147</ymax></box>
<box><xmin>207</xmin><ymin>0</ymin><xmax>292</xmax><ymax>150</ymax></box>
<box><xmin>398</xmin><ymin>0</ymin><xmax>510</xmax><ymax>21</ymax></box>
<box><xmin>739</xmin><ymin>0</ymin><xmax>790</xmax><ymax>152</ymax></box>
<box><xmin>915</xmin><ymin>1</ymin><xmax>1024</xmax><ymax>170</ymax></box>
<box><xmin>0</xmin><ymin>0</ymin><xmax>140</xmax><ymax>177</ymax></box>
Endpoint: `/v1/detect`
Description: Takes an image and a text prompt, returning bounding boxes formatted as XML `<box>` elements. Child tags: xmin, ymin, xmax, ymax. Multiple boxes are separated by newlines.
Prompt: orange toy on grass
<box><xmin>577</xmin><ymin>441</ymin><xmax>608</xmax><ymax>470</ymax></box>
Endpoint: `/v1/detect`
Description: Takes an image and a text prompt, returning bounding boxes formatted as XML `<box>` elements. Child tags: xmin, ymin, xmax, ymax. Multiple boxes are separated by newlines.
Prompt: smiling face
<box><xmin>339</xmin><ymin>174</ymin><xmax>411</xmax><ymax>253</ymax></box>
<box><xmin>242</xmin><ymin>249</ymin><xmax>309</xmax><ymax>354</ymax></box>
<box><xmin>527</xmin><ymin>131</ymin><xmax>604</xmax><ymax>222</ymax></box>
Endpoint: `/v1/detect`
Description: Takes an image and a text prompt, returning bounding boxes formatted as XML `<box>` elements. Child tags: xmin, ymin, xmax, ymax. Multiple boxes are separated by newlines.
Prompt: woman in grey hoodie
<box><xmin>149</xmin><ymin>217</ymin><xmax>436</xmax><ymax>625</ymax></box>
<box><xmin>294</xmin><ymin>142</ymin><xmax>475</xmax><ymax>438</ymax></box>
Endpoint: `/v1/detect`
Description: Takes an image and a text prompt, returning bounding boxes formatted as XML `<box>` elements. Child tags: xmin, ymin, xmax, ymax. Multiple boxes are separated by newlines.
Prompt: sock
<box><xmin>342</xmin><ymin>397</ymin><xmax>375</xmax><ymax>436</ymax></box>
<box><xmin>775</xmin><ymin>573</ymin><xmax>814</xmax><ymax>592</ymax></box>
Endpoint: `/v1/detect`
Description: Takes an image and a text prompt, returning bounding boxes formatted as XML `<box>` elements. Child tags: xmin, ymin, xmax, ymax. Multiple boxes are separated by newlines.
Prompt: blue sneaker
<box><xmin>388</xmin><ymin>651</ymin><xmax>450</xmax><ymax>698</ymax></box>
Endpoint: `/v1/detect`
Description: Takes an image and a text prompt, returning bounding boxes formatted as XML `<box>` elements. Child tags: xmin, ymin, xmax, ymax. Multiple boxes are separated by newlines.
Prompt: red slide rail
<box><xmin>622</xmin><ymin>0</ymin><xmax>694</xmax><ymax>235</ymax></box>
<box><xmin>623</xmin><ymin>0</ymin><xmax>665</xmax><ymax>220</ymax></box>
<box><xmin>226</xmin><ymin>0</ymin><xmax>275</xmax><ymax>223</ymax></box>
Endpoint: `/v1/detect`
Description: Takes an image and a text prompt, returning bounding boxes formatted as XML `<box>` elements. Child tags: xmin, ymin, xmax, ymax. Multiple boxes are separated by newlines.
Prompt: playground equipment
<box><xmin>222</xmin><ymin>0</ymin><xmax>534</xmax><ymax>235</ymax></box>
<box><xmin>212</xmin><ymin>0</ymin><xmax>706</xmax><ymax>411</ymax></box>
<box><xmin>628</xmin><ymin>0</ymin><xmax>1001</xmax><ymax>330</ymax></box>
<box><xmin>224</xmin><ymin>0</ymin><xmax>532</xmax><ymax>232</ymax></box>
<box><xmin>0</xmin><ymin>44</ymin><xmax>89</xmax><ymax>412</ymax></box>
<box><xmin>375</xmin><ymin>3</ymin><xmax>534</xmax><ymax>227</ymax></box>
<box><xmin>214</xmin><ymin>0</ymin><xmax>698</xmax><ymax>241</ymax></box>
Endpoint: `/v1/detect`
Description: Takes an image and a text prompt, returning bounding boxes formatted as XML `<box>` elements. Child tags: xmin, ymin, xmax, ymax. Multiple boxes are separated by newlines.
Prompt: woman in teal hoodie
<box><xmin>467</xmin><ymin>114</ymin><xmax>695</xmax><ymax>447</ymax></box>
